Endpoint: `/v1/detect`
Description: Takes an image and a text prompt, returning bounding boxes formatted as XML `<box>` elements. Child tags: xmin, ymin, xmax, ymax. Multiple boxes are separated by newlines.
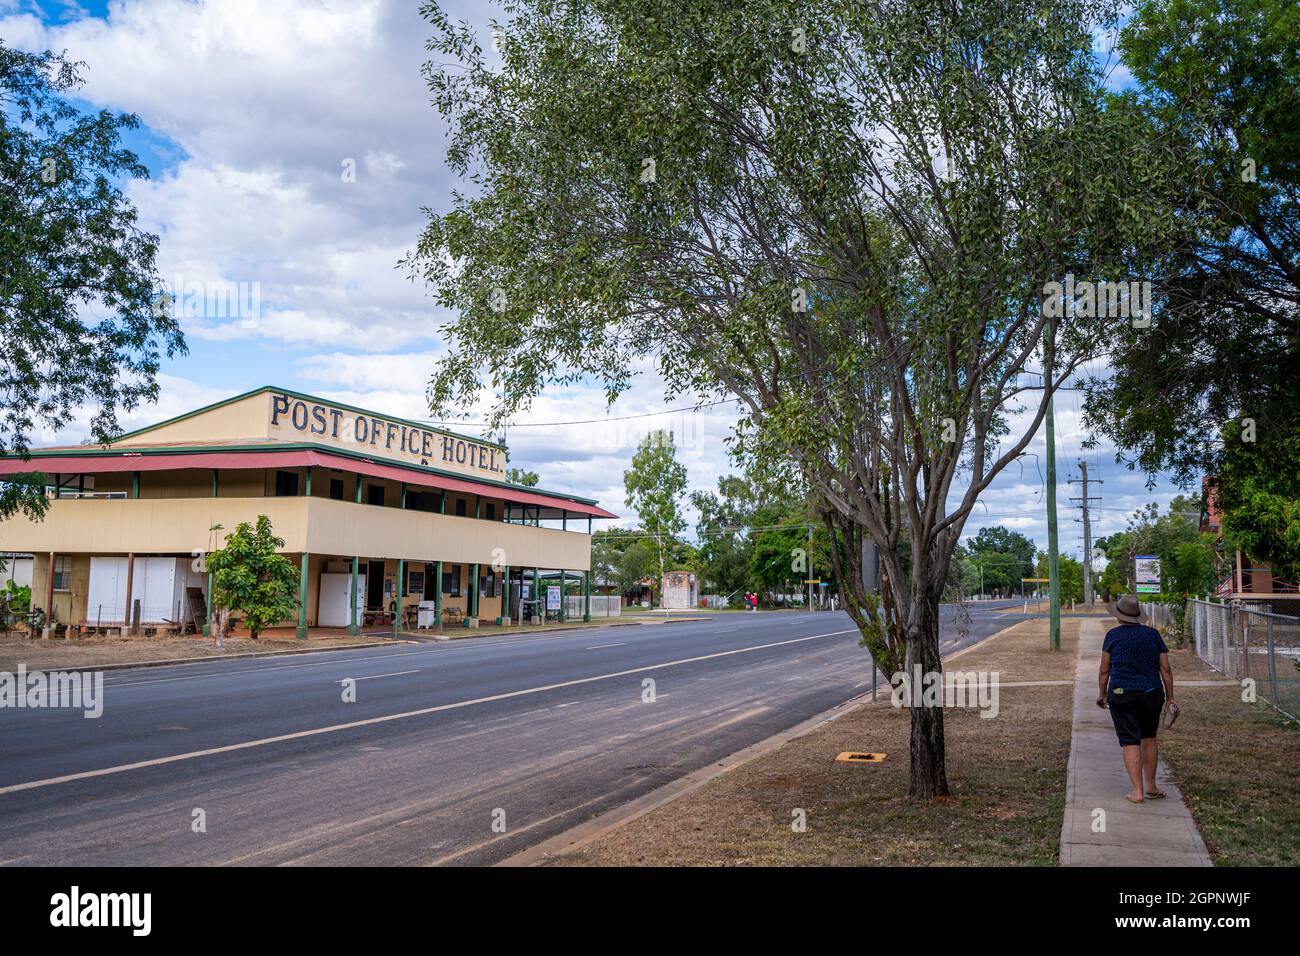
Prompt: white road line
<box><xmin>332</xmin><ymin>670</ymin><xmax>420</xmax><ymax>683</ymax></box>
<box><xmin>105</xmin><ymin>649</ymin><xmax>436</xmax><ymax>688</ymax></box>
<box><xmin>0</xmin><ymin>628</ymin><xmax>857</xmax><ymax>796</ymax></box>
<box><xmin>585</xmin><ymin>642</ymin><xmax>628</xmax><ymax>650</ymax></box>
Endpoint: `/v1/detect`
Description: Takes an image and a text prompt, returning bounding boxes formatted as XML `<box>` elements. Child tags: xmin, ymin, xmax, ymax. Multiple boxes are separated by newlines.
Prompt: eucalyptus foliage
<box><xmin>1</xmin><ymin>43</ymin><xmax>185</xmax><ymax>520</ymax></box>
<box><xmin>408</xmin><ymin>0</ymin><xmax>1176</xmax><ymax>794</ymax></box>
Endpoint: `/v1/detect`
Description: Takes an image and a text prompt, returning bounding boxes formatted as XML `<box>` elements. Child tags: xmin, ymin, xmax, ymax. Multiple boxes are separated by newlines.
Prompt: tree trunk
<box><xmin>907</xmin><ymin>589</ymin><xmax>950</xmax><ymax>798</ymax></box>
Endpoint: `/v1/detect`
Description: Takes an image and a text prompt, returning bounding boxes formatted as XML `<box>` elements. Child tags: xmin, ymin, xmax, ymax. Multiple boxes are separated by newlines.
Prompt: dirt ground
<box><xmin>551</xmin><ymin>617</ymin><xmax>1082</xmax><ymax>866</ymax></box>
<box><xmin>0</xmin><ymin>628</ymin><xmax>389</xmax><ymax>670</ymax></box>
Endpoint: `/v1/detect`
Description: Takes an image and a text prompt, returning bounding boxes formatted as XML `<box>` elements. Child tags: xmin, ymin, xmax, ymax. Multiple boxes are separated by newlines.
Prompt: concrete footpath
<box><xmin>1059</xmin><ymin>619</ymin><xmax>1211</xmax><ymax>866</ymax></box>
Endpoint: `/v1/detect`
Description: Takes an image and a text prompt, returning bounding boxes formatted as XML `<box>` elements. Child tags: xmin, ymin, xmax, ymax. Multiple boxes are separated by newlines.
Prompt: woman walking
<box><xmin>1096</xmin><ymin>594</ymin><xmax>1177</xmax><ymax>804</ymax></box>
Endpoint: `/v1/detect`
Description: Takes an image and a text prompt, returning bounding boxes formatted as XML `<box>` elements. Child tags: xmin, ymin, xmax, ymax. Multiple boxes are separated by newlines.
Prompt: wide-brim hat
<box><xmin>1108</xmin><ymin>593</ymin><xmax>1142</xmax><ymax>625</ymax></box>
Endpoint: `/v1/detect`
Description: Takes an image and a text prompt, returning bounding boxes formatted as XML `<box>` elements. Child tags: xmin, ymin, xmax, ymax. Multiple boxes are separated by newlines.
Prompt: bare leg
<box><xmin>1141</xmin><ymin>737</ymin><xmax>1162</xmax><ymax>795</ymax></box>
<box><xmin>1121</xmin><ymin>744</ymin><xmax>1143</xmax><ymax>802</ymax></box>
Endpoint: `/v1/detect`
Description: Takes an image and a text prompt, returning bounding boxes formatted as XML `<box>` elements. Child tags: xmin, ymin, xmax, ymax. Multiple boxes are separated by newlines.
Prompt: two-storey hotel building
<box><xmin>0</xmin><ymin>387</ymin><xmax>616</xmax><ymax>637</ymax></box>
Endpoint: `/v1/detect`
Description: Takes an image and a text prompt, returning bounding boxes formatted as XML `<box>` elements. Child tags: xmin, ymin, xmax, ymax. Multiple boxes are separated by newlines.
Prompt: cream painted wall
<box><xmin>116</xmin><ymin>389</ymin><xmax>510</xmax><ymax>483</ymax></box>
<box><xmin>122</xmin><ymin>392</ymin><xmax>274</xmax><ymax>446</ymax></box>
<box><xmin>4</xmin><ymin>497</ymin><xmax>591</xmax><ymax>571</ymax></box>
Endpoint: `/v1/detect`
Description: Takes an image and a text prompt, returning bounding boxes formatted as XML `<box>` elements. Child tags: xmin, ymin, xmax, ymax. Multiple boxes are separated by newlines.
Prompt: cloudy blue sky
<box><xmin>4</xmin><ymin>0</ymin><xmax>1181</xmax><ymax>557</ymax></box>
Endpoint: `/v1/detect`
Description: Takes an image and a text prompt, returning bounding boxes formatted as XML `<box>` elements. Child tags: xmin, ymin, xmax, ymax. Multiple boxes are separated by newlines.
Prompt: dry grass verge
<box><xmin>1159</xmin><ymin>648</ymin><xmax>1299</xmax><ymax>866</ymax></box>
<box><xmin>552</xmin><ymin>618</ymin><xmax>1080</xmax><ymax>866</ymax></box>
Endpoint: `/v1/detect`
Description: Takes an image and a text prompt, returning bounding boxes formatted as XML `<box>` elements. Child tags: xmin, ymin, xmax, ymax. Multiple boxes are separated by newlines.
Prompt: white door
<box><xmin>318</xmin><ymin>573</ymin><xmax>364</xmax><ymax>627</ymax></box>
<box><xmin>140</xmin><ymin>557</ymin><xmax>181</xmax><ymax>622</ymax></box>
<box><xmin>87</xmin><ymin>557</ymin><xmax>128</xmax><ymax>624</ymax></box>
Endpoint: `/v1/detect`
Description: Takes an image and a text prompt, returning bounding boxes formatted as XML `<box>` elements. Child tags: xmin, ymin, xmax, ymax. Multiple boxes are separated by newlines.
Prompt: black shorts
<box><xmin>1108</xmin><ymin>687</ymin><xmax>1164</xmax><ymax>745</ymax></box>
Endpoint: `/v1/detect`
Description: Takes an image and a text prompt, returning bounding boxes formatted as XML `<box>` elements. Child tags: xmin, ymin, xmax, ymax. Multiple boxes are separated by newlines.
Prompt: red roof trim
<box><xmin>0</xmin><ymin>450</ymin><xmax>617</xmax><ymax>519</ymax></box>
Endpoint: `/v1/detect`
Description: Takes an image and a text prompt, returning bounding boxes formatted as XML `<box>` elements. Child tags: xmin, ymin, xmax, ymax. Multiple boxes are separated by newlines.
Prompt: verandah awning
<box><xmin>0</xmin><ymin>448</ymin><xmax>617</xmax><ymax>519</ymax></box>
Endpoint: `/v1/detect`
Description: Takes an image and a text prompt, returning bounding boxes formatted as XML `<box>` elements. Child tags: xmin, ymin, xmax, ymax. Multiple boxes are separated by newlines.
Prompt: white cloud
<box><xmin>7</xmin><ymin>0</ymin><xmax>1186</xmax><ymax>551</ymax></box>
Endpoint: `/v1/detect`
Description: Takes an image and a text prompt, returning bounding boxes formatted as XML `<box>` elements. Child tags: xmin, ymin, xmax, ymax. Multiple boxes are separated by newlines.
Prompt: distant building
<box><xmin>661</xmin><ymin>570</ymin><xmax>698</xmax><ymax>610</ymax></box>
<box><xmin>1201</xmin><ymin>478</ymin><xmax>1297</xmax><ymax>604</ymax></box>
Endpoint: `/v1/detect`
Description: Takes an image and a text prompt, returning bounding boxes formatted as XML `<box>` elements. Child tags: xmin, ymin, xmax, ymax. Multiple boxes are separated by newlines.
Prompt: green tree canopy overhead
<box><xmin>206</xmin><ymin>516</ymin><xmax>300</xmax><ymax>642</ymax></box>
<box><xmin>408</xmin><ymin>0</ymin><xmax>1179</xmax><ymax>797</ymax></box>
<box><xmin>1081</xmin><ymin>0</ymin><xmax>1300</xmax><ymax>583</ymax></box>
<box><xmin>0</xmin><ymin>44</ymin><xmax>185</xmax><ymax>520</ymax></box>
<box><xmin>1084</xmin><ymin>0</ymin><xmax>1299</xmax><ymax>488</ymax></box>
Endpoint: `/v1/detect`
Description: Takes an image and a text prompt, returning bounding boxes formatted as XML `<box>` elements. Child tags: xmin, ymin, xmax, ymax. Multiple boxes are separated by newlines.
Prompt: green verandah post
<box><xmin>349</xmin><ymin>555</ymin><xmax>360</xmax><ymax>636</ymax></box>
<box><xmin>394</xmin><ymin>558</ymin><xmax>405</xmax><ymax>637</ymax></box>
<box><xmin>296</xmin><ymin>551</ymin><xmax>309</xmax><ymax>639</ymax></box>
<box><xmin>435</xmin><ymin>560</ymin><xmax>444</xmax><ymax>632</ymax></box>
<box><xmin>469</xmin><ymin>562</ymin><xmax>480</xmax><ymax>626</ymax></box>
<box><xmin>533</xmin><ymin>567</ymin><xmax>541</xmax><ymax>625</ymax></box>
<box><xmin>500</xmin><ymin>564</ymin><xmax>511</xmax><ymax>626</ymax></box>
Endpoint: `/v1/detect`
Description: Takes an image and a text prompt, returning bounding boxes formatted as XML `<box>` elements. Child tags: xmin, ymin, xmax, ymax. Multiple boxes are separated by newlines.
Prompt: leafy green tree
<box><xmin>206</xmin><ymin>516</ymin><xmax>300</xmax><ymax>641</ymax></box>
<box><xmin>622</xmin><ymin>430</ymin><xmax>688</xmax><ymax>598</ymax></box>
<box><xmin>1095</xmin><ymin>498</ymin><xmax>1219</xmax><ymax>599</ymax></box>
<box><xmin>1217</xmin><ymin>420</ymin><xmax>1300</xmax><ymax>583</ymax></box>
<box><xmin>506</xmin><ymin>467</ymin><xmax>539</xmax><ymax>486</ymax></box>
<box><xmin>592</xmin><ymin>527</ymin><xmax>658</xmax><ymax>601</ymax></box>
<box><xmin>0</xmin><ymin>44</ymin><xmax>185</xmax><ymax>520</ymax></box>
<box><xmin>691</xmin><ymin>476</ymin><xmax>755</xmax><ymax>597</ymax></box>
<box><xmin>968</xmin><ymin>550</ymin><xmax>1025</xmax><ymax>596</ymax></box>
<box><xmin>408</xmin><ymin>0</ymin><xmax>1177</xmax><ymax>796</ymax></box>
<box><xmin>1037</xmin><ymin>553</ymin><xmax>1084</xmax><ymax>604</ymax></box>
<box><xmin>969</xmin><ymin>527</ymin><xmax>1038</xmax><ymax>582</ymax></box>
<box><xmin>1082</xmin><ymin>0</ymin><xmax>1299</xmax><ymax>534</ymax></box>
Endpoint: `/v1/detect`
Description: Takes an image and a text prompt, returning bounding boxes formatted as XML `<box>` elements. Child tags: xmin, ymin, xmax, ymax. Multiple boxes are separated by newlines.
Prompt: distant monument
<box><xmin>661</xmin><ymin>570</ymin><xmax>698</xmax><ymax>610</ymax></box>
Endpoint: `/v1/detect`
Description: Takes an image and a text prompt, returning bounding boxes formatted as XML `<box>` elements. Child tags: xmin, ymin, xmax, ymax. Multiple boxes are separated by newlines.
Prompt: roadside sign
<box><xmin>546</xmin><ymin>585</ymin><xmax>561</xmax><ymax>611</ymax></box>
<box><xmin>1135</xmin><ymin>555</ymin><xmax>1161</xmax><ymax>594</ymax></box>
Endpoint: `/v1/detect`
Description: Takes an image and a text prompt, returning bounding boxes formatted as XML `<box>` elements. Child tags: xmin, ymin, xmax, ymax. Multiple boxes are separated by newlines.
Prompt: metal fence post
<box><xmin>1266</xmin><ymin>613</ymin><xmax>1280</xmax><ymax>709</ymax></box>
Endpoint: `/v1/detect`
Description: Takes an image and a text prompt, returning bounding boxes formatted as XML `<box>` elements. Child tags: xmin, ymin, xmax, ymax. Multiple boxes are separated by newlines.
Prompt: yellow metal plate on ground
<box><xmin>835</xmin><ymin>751</ymin><xmax>886</xmax><ymax>763</ymax></box>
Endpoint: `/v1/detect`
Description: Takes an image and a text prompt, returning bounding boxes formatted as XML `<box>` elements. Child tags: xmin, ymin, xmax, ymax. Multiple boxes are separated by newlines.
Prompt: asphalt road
<box><xmin>0</xmin><ymin>601</ymin><xmax>1021</xmax><ymax>866</ymax></box>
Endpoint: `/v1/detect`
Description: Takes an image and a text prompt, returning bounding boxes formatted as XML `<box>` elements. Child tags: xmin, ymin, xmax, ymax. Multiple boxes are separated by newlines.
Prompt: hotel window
<box><xmin>455</xmin><ymin>498</ymin><xmax>467</xmax><ymax>517</ymax></box>
<box><xmin>52</xmin><ymin>556</ymin><xmax>72</xmax><ymax>591</ymax></box>
<box><xmin>368</xmin><ymin>484</ymin><xmax>385</xmax><ymax>507</ymax></box>
<box><xmin>443</xmin><ymin>565</ymin><xmax>460</xmax><ymax>597</ymax></box>
<box><xmin>274</xmin><ymin>470</ymin><xmax>299</xmax><ymax>496</ymax></box>
<box><xmin>482</xmin><ymin>569</ymin><xmax>497</xmax><ymax>597</ymax></box>
<box><xmin>329</xmin><ymin>478</ymin><xmax>344</xmax><ymax>500</ymax></box>
<box><xmin>484</xmin><ymin>502</ymin><xmax>496</xmax><ymax>521</ymax></box>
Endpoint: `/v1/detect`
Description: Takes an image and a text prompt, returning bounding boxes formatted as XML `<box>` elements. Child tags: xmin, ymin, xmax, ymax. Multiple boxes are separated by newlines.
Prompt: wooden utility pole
<box><xmin>1069</xmin><ymin>461</ymin><xmax>1103</xmax><ymax>607</ymax></box>
<box><xmin>1044</xmin><ymin>315</ymin><xmax>1061</xmax><ymax>651</ymax></box>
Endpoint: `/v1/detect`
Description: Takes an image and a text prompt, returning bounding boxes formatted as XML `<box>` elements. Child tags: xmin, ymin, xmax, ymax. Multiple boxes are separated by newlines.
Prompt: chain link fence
<box><xmin>1189</xmin><ymin>598</ymin><xmax>1299</xmax><ymax>723</ymax></box>
<box><xmin>564</xmin><ymin>594</ymin><xmax>621</xmax><ymax>618</ymax></box>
